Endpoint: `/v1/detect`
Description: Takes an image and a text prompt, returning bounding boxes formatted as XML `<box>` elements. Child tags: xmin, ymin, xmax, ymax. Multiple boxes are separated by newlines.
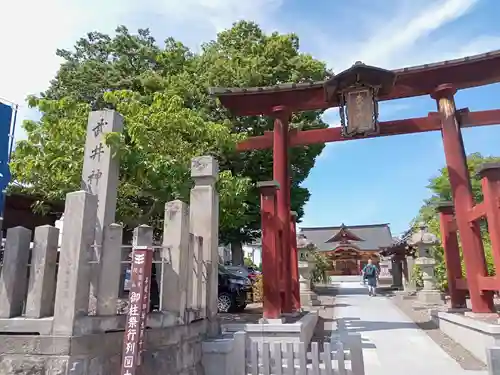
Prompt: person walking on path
<box><xmin>362</xmin><ymin>259</ymin><xmax>379</xmax><ymax>296</ymax></box>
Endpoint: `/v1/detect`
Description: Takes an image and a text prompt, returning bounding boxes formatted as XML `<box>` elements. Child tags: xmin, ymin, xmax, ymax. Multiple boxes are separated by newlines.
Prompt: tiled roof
<box><xmin>209</xmin><ymin>50</ymin><xmax>500</xmax><ymax>97</ymax></box>
<box><xmin>299</xmin><ymin>224</ymin><xmax>393</xmax><ymax>252</ymax></box>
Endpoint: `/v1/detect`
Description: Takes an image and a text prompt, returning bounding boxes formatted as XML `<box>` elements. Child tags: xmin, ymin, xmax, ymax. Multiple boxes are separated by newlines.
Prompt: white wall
<box><xmin>242</xmin><ymin>244</ymin><xmax>261</xmax><ymax>267</ymax></box>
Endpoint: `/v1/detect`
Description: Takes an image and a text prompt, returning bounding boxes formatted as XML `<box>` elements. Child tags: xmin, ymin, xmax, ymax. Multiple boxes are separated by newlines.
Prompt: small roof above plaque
<box><xmin>256</xmin><ymin>180</ymin><xmax>280</xmax><ymax>189</ymax></box>
<box><xmin>476</xmin><ymin>162</ymin><xmax>500</xmax><ymax>178</ymax></box>
<box><xmin>434</xmin><ymin>201</ymin><xmax>454</xmax><ymax>213</ymax></box>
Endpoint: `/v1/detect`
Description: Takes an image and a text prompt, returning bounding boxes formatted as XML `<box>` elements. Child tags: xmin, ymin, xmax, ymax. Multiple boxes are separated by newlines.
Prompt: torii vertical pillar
<box><xmin>258</xmin><ymin>181</ymin><xmax>281</xmax><ymax>319</ymax></box>
<box><xmin>272</xmin><ymin>105</ymin><xmax>293</xmax><ymax>313</ymax></box>
<box><xmin>478</xmin><ymin>164</ymin><xmax>500</xmax><ymax>279</ymax></box>
<box><xmin>436</xmin><ymin>202</ymin><xmax>467</xmax><ymax>309</ymax></box>
<box><xmin>432</xmin><ymin>84</ymin><xmax>494</xmax><ymax>313</ymax></box>
<box><xmin>290</xmin><ymin>211</ymin><xmax>301</xmax><ymax>311</ymax></box>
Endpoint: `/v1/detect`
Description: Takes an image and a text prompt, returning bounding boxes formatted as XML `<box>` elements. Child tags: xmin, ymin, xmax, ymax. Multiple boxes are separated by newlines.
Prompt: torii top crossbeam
<box><xmin>210</xmin><ymin>50</ymin><xmax>500</xmax><ymax>151</ymax></box>
<box><xmin>210</xmin><ymin>50</ymin><xmax>500</xmax><ymax>116</ymax></box>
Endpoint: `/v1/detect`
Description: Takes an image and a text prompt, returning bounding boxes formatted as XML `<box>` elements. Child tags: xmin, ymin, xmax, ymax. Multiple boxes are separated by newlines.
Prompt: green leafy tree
<box><xmin>194</xmin><ymin>22</ymin><xmax>330</xmax><ymax>247</ymax></box>
<box><xmin>15</xmin><ymin>22</ymin><xmax>330</xmax><ymax>249</ymax></box>
<box><xmin>243</xmin><ymin>255</ymin><xmax>257</xmax><ymax>269</ymax></box>
<box><xmin>10</xmin><ymin>93</ymin><xmax>250</xmax><ymax>236</ymax></box>
<box><xmin>413</xmin><ymin>152</ymin><xmax>500</xmax><ymax>291</ymax></box>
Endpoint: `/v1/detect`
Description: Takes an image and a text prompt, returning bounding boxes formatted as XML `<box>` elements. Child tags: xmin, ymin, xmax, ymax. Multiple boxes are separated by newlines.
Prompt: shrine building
<box><xmin>299</xmin><ymin>223</ymin><xmax>394</xmax><ymax>275</ymax></box>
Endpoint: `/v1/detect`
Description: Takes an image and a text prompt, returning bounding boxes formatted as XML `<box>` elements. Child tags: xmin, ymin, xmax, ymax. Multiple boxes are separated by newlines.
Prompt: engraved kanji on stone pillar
<box><xmin>81</xmin><ymin>110</ymin><xmax>123</xmax><ymax>312</ymax></box>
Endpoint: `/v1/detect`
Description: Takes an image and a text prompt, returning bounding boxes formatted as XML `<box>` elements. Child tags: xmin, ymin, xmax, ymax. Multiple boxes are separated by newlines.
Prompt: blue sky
<box><xmin>1</xmin><ymin>0</ymin><xmax>499</xmax><ymax>237</ymax></box>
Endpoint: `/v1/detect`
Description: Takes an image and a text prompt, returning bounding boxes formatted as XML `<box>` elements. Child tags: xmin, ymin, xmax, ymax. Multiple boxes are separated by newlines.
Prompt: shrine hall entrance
<box><xmin>327</xmin><ymin>247</ymin><xmax>380</xmax><ymax>276</ymax></box>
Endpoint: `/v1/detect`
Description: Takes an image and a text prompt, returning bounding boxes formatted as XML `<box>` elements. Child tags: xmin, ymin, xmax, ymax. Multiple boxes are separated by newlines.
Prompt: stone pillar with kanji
<box><xmin>81</xmin><ymin>110</ymin><xmax>123</xmax><ymax>312</ymax></box>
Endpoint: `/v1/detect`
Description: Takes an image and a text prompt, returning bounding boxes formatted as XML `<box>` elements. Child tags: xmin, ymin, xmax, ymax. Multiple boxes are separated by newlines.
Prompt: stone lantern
<box><xmin>408</xmin><ymin>223</ymin><xmax>443</xmax><ymax>305</ymax></box>
<box><xmin>296</xmin><ymin>233</ymin><xmax>320</xmax><ymax>306</ymax></box>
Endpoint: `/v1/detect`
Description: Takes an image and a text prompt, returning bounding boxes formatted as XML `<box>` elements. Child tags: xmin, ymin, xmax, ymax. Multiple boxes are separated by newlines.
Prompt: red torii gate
<box><xmin>210</xmin><ymin>50</ymin><xmax>500</xmax><ymax>318</ymax></box>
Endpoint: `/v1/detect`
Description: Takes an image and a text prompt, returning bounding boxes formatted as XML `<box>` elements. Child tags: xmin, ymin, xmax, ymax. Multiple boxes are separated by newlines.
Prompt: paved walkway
<box><xmin>331</xmin><ymin>280</ymin><xmax>487</xmax><ymax>375</ymax></box>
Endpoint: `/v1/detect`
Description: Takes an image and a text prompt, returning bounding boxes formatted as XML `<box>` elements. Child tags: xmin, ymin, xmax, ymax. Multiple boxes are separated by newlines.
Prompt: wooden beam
<box><xmin>478</xmin><ymin>276</ymin><xmax>500</xmax><ymax>291</ymax></box>
<box><xmin>216</xmin><ymin>51</ymin><xmax>500</xmax><ymax>116</ymax></box>
<box><xmin>468</xmin><ymin>202</ymin><xmax>486</xmax><ymax>223</ymax></box>
<box><xmin>460</xmin><ymin>108</ymin><xmax>500</xmax><ymax>127</ymax></box>
<box><xmin>236</xmin><ymin>109</ymin><xmax>500</xmax><ymax>151</ymax></box>
<box><xmin>454</xmin><ymin>278</ymin><xmax>468</xmax><ymax>290</ymax></box>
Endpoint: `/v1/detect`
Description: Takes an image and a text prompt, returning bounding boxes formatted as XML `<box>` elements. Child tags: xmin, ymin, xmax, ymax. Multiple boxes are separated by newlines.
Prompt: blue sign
<box><xmin>0</xmin><ymin>102</ymin><xmax>11</xmax><ymax>161</ymax></box>
<box><xmin>0</xmin><ymin>102</ymin><xmax>13</xmax><ymax>215</ymax></box>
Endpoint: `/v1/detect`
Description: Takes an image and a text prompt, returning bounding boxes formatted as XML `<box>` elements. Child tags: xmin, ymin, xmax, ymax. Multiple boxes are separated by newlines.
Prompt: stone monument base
<box><xmin>415</xmin><ymin>290</ymin><xmax>444</xmax><ymax>306</ymax></box>
<box><xmin>0</xmin><ymin>319</ymin><xmax>210</xmax><ymax>375</ymax></box>
<box><xmin>220</xmin><ymin>311</ymin><xmax>318</xmax><ymax>350</ymax></box>
<box><xmin>301</xmin><ymin>291</ymin><xmax>320</xmax><ymax>306</ymax></box>
<box><xmin>430</xmin><ymin>309</ymin><xmax>500</xmax><ymax>364</ymax></box>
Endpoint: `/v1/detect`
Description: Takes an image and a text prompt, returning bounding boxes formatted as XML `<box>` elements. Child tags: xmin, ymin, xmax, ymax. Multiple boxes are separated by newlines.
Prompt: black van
<box><xmin>218</xmin><ymin>264</ymin><xmax>252</xmax><ymax>313</ymax></box>
<box><xmin>122</xmin><ymin>262</ymin><xmax>251</xmax><ymax>313</ymax></box>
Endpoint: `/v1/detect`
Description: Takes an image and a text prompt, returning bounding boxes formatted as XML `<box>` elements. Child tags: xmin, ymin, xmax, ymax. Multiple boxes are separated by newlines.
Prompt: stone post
<box><xmin>132</xmin><ymin>225</ymin><xmax>154</xmax><ymax>249</ymax></box>
<box><xmin>403</xmin><ymin>256</ymin><xmax>417</xmax><ymax>293</ymax></box>
<box><xmin>391</xmin><ymin>258</ymin><xmax>403</xmax><ymax>289</ymax></box>
<box><xmin>409</xmin><ymin>223</ymin><xmax>443</xmax><ymax>305</ymax></box>
<box><xmin>25</xmin><ymin>225</ymin><xmax>59</xmax><ymax>318</ymax></box>
<box><xmin>189</xmin><ymin>156</ymin><xmax>219</xmax><ymax>321</ymax></box>
<box><xmin>186</xmin><ymin>233</ymin><xmax>195</xmax><ymax>313</ymax></box>
<box><xmin>191</xmin><ymin>236</ymin><xmax>204</xmax><ymax>316</ymax></box>
<box><xmin>96</xmin><ymin>223</ymin><xmax>123</xmax><ymax>315</ymax></box>
<box><xmin>297</xmin><ymin>246</ymin><xmax>319</xmax><ymax>306</ymax></box>
<box><xmin>161</xmin><ymin>200</ymin><xmax>190</xmax><ymax>318</ymax></box>
<box><xmin>53</xmin><ymin>191</ymin><xmax>98</xmax><ymax>335</ymax></box>
<box><xmin>81</xmin><ymin>110</ymin><xmax>123</xmax><ymax>311</ymax></box>
<box><xmin>0</xmin><ymin>226</ymin><xmax>32</xmax><ymax>317</ymax></box>
<box><xmin>486</xmin><ymin>346</ymin><xmax>500</xmax><ymax>375</ymax></box>
<box><xmin>378</xmin><ymin>258</ymin><xmax>392</xmax><ymax>286</ymax></box>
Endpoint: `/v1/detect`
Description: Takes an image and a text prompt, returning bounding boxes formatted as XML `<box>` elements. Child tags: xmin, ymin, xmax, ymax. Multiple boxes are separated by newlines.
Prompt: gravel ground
<box><xmin>389</xmin><ymin>293</ymin><xmax>487</xmax><ymax>371</ymax></box>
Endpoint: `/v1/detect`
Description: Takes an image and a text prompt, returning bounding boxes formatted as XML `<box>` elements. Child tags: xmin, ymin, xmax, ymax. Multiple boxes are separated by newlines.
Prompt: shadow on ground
<box><xmin>336</xmin><ymin>316</ymin><xmax>435</xmax><ymax>333</ymax></box>
<box><xmin>319</xmin><ymin>303</ymin><xmax>351</xmax><ymax>308</ymax></box>
<box><xmin>313</xmin><ymin>285</ymin><xmax>338</xmax><ymax>295</ymax></box>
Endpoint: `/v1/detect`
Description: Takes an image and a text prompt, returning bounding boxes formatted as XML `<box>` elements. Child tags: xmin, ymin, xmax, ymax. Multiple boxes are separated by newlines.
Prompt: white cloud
<box><xmin>309</xmin><ymin>0</ymin><xmax>484</xmax><ymax>72</ymax></box>
<box><xmin>0</xmin><ymin>0</ymin><xmax>133</xmax><ymax>105</ymax></box>
<box><xmin>351</xmin><ymin>0</ymin><xmax>480</xmax><ymax>68</ymax></box>
<box><xmin>150</xmin><ymin>0</ymin><xmax>283</xmax><ymax>32</ymax></box>
<box><xmin>2</xmin><ymin>0</ymin><xmax>284</xmax><ymax>140</ymax></box>
<box><xmin>0</xmin><ymin>0</ymin><xmax>137</xmax><ymax>139</ymax></box>
<box><xmin>2</xmin><ymin>0</ymin><xmax>496</xmax><ymax>144</ymax></box>
<box><xmin>321</xmin><ymin>108</ymin><xmax>340</xmax><ymax>128</ymax></box>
